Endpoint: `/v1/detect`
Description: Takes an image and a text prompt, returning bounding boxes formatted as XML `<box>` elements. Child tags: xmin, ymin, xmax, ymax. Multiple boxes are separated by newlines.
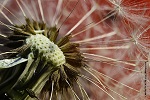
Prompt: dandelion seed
<box><xmin>107</xmin><ymin>0</ymin><xmax>150</xmax><ymax>25</ymax></box>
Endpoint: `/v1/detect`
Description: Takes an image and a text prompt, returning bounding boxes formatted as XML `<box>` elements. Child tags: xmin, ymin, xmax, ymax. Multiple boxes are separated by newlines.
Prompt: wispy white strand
<box><xmin>74</xmin><ymin>31</ymin><xmax>116</xmax><ymax>43</ymax></box>
<box><xmin>80</xmin><ymin>74</ymin><xmax>115</xmax><ymax>100</ymax></box>
<box><xmin>16</xmin><ymin>0</ymin><xmax>26</xmax><ymax>17</ymax></box>
<box><xmin>0</xmin><ymin>33</ymin><xmax>7</xmax><ymax>37</ymax></box>
<box><xmin>83</xmin><ymin>67</ymin><xmax>107</xmax><ymax>91</ymax></box>
<box><xmin>0</xmin><ymin>3</ymin><xmax>23</xmax><ymax>24</ymax></box>
<box><xmin>0</xmin><ymin>44</ymin><xmax>4</xmax><ymax>46</ymax></box>
<box><xmin>80</xmin><ymin>45</ymin><xmax>130</xmax><ymax>50</ymax></box>
<box><xmin>38</xmin><ymin>0</ymin><xmax>45</xmax><ymax>22</ymax></box>
<box><xmin>137</xmin><ymin>25</ymin><xmax>150</xmax><ymax>39</ymax></box>
<box><xmin>89</xmin><ymin>68</ymin><xmax>140</xmax><ymax>92</ymax></box>
<box><xmin>72</xmin><ymin>10</ymin><xmax>116</xmax><ymax>37</ymax></box>
<box><xmin>83</xmin><ymin>53</ymin><xmax>136</xmax><ymax>66</ymax></box>
<box><xmin>31</xmin><ymin>0</ymin><xmax>39</xmax><ymax>21</ymax></box>
<box><xmin>76</xmin><ymin>80</ymin><xmax>90</xmax><ymax>100</ymax></box>
<box><xmin>0</xmin><ymin>0</ymin><xmax>13</xmax><ymax>24</ymax></box>
<box><xmin>65</xmin><ymin>79</ymin><xmax>81</xmax><ymax>100</ymax></box>
<box><xmin>51</xmin><ymin>0</ymin><xmax>63</xmax><ymax>26</ymax></box>
<box><xmin>0</xmin><ymin>0</ymin><xmax>9</xmax><ymax>10</ymax></box>
<box><xmin>0</xmin><ymin>52</ymin><xmax>17</xmax><ymax>56</ymax></box>
<box><xmin>0</xmin><ymin>10</ymin><xmax>13</xmax><ymax>24</ymax></box>
<box><xmin>0</xmin><ymin>20</ymin><xmax>14</xmax><ymax>30</ymax></box>
<box><xmin>66</xmin><ymin>6</ymin><xmax>97</xmax><ymax>35</ymax></box>
<box><xmin>49</xmin><ymin>81</ymin><xmax>54</xmax><ymax>100</ymax></box>
<box><xmin>20</xmin><ymin>0</ymin><xmax>35</xmax><ymax>20</ymax></box>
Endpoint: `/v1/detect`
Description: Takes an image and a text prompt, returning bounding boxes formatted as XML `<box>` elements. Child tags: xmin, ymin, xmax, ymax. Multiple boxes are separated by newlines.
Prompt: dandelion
<box><xmin>0</xmin><ymin>0</ymin><xmax>150</xmax><ymax>100</ymax></box>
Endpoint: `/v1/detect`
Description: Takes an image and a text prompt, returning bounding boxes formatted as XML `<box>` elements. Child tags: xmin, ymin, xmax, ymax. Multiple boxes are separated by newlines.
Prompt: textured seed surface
<box><xmin>26</xmin><ymin>34</ymin><xmax>66</xmax><ymax>66</ymax></box>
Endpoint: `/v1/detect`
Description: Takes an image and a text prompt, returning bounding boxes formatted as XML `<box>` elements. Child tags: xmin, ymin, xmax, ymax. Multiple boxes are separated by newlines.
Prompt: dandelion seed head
<box><xmin>26</xmin><ymin>34</ymin><xmax>66</xmax><ymax>66</ymax></box>
<box><xmin>0</xmin><ymin>0</ymin><xmax>150</xmax><ymax>100</ymax></box>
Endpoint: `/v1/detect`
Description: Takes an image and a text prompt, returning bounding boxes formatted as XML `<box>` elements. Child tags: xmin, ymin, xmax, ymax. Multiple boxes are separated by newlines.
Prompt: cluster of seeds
<box><xmin>0</xmin><ymin>16</ymin><xmax>83</xmax><ymax>99</ymax></box>
<box><xmin>26</xmin><ymin>34</ymin><xmax>66</xmax><ymax>66</ymax></box>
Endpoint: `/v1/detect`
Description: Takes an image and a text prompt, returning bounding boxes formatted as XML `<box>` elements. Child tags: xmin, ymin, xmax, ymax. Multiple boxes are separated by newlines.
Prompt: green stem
<box><xmin>25</xmin><ymin>66</ymin><xmax>53</xmax><ymax>100</ymax></box>
<box><xmin>7</xmin><ymin>89</ymin><xmax>26</xmax><ymax>100</ymax></box>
